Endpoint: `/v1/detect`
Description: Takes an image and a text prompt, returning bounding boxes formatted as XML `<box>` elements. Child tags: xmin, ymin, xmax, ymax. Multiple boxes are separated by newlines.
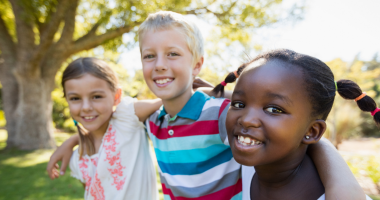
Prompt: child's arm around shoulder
<box><xmin>308</xmin><ymin>138</ymin><xmax>366</xmax><ymax>200</ymax></box>
<box><xmin>134</xmin><ymin>98</ymin><xmax>162</xmax><ymax>122</ymax></box>
<box><xmin>47</xmin><ymin>134</ymin><xmax>79</xmax><ymax>179</ymax></box>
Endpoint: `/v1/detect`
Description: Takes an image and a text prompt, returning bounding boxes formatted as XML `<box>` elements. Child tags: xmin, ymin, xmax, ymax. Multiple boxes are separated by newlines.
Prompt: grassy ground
<box><xmin>0</xmin><ymin>130</ymin><xmax>83</xmax><ymax>200</ymax></box>
<box><xmin>1</xmin><ymin>129</ymin><xmax>379</xmax><ymax>200</ymax></box>
<box><xmin>0</xmin><ymin>130</ymin><xmax>164</xmax><ymax>200</ymax></box>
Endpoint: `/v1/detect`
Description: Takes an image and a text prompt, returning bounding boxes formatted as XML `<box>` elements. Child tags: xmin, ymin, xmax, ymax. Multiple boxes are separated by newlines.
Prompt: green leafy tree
<box><xmin>0</xmin><ymin>0</ymin><xmax>304</xmax><ymax>149</ymax></box>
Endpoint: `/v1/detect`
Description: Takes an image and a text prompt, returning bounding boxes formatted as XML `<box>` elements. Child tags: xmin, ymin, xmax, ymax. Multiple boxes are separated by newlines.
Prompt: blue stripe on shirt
<box><xmin>157</xmin><ymin>147</ymin><xmax>233</xmax><ymax>175</ymax></box>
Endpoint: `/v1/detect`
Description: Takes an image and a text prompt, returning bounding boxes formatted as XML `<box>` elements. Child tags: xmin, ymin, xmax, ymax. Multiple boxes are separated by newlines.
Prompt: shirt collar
<box><xmin>158</xmin><ymin>91</ymin><xmax>211</xmax><ymax>121</ymax></box>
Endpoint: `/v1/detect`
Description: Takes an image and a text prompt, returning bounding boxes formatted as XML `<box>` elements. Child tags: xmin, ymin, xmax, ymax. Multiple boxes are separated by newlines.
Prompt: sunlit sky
<box><xmin>119</xmin><ymin>0</ymin><xmax>380</xmax><ymax>75</ymax></box>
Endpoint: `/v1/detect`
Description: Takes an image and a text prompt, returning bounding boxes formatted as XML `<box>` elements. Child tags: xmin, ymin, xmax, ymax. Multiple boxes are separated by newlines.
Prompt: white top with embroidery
<box><xmin>70</xmin><ymin>96</ymin><xmax>158</xmax><ymax>200</ymax></box>
<box><xmin>242</xmin><ymin>165</ymin><xmax>372</xmax><ymax>200</ymax></box>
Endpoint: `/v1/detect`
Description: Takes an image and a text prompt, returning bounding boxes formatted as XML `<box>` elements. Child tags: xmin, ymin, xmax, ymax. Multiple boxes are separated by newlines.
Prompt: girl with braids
<box><xmin>213</xmin><ymin>49</ymin><xmax>372</xmax><ymax>200</ymax></box>
<box><xmin>47</xmin><ymin>57</ymin><xmax>160</xmax><ymax>200</ymax></box>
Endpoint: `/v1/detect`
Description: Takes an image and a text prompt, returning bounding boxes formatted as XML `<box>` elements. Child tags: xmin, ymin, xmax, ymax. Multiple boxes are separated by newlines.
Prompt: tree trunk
<box><xmin>0</xmin><ymin>58</ymin><xmax>18</xmax><ymax>148</ymax></box>
<box><xmin>11</xmin><ymin>69</ymin><xmax>56</xmax><ymax>150</ymax></box>
<box><xmin>1</xmin><ymin>73</ymin><xmax>18</xmax><ymax>148</ymax></box>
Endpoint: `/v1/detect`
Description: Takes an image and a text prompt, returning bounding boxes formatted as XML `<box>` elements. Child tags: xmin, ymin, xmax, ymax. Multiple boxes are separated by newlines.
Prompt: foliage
<box><xmin>366</xmin><ymin>156</ymin><xmax>380</xmax><ymax>186</ymax></box>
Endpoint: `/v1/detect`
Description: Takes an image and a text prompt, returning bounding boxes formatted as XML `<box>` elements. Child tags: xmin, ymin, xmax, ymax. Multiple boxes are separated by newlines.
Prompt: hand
<box><xmin>46</xmin><ymin>135</ymin><xmax>78</xmax><ymax>180</ymax></box>
<box><xmin>193</xmin><ymin>77</ymin><xmax>214</xmax><ymax>90</ymax></box>
<box><xmin>46</xmin><ymin>144</ymin><xmax>73</xmax><ymax>180</ymax></box>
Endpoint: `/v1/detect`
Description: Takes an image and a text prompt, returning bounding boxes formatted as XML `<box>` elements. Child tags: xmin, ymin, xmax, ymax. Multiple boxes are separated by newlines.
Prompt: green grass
<box><xmin>370</xmin><ymin>195</ymin><xmax>380</xmax><ymax>200</ymax></box>
<box><xmin>0</xmin><ymin>130</ymin><xmax>164</xmax><ymax>200</ymax></box>
<box><xmin>0</xmin><ymin>130</ymin><xmax>83</xmax><ymax>200</ymax></box>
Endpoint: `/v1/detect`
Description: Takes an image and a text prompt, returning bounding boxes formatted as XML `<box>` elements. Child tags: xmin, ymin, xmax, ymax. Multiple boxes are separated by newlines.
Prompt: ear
<box><xmin>302</xmin><ymin>120</ymin><xmax>326</xmax><ymax>145</ymax></box>
<box><xmin>114</xmin><ymin>87</ymin><xmax>122</xmax><ymax>106</ymax></box>
<box><xmin>192</xmin><ymin>56</ymin><xmax>204</xmax><ymax>77</ymax></box>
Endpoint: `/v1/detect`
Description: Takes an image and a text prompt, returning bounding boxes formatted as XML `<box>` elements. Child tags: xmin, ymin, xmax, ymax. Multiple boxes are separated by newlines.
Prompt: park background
<box><xmin>0</xmin><ymin>0</ymin><xmax>379</xmax><ymax>199</ymax></box>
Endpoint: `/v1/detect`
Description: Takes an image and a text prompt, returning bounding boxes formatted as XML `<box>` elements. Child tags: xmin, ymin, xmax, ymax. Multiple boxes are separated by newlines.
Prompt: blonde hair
<box><xmin>138</xmin><ymin>11</ymin><xmax>204</xmax><ymax>65</ymax></box>
<box><xmin>62</xmin><ymin>57</ymin><xmax>119</xmax><ymax>158</ymax></box>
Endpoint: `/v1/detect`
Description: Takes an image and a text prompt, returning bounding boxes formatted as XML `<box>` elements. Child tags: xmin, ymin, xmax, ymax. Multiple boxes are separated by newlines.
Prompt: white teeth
<box><xmin>237</xmin><ymin>135</ymin><xmax>262</xmax><ymax>146</ymax></box>
<box><xmin>84</xmin><ymin>116</ymin><xmax>95</xmax><ymax>120</ymax></box>
<box><xmin>156</xmin><ymin>78</ymin><xmax>172</xmax><ymax>84</ymax></box>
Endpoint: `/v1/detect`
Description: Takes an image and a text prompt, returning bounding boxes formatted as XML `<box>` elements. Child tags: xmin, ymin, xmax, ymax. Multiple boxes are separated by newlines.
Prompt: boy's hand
<box><xmin>46</xmin><ymin>135</ymin><xmax>79</xmax><ymax>180</ymax></box>
<box><xmin>193</xmin><ymin>77</ymin><xmax>214</xmax><ymax>90</ymax></box>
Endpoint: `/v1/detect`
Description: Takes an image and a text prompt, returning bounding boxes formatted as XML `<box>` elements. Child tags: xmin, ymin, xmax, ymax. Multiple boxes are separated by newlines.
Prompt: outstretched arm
<box><xmin>47</xmin><ymin>134</ymin><xmax>79</xmax><ymax>179</ymax></box>
<box><xmin>308</xmin><ymin>138</ymin><xmax>365</xmax><ymax>200</ymax></box>
<box><xmin>134</xmin><ymin>98</ymin><xmax>162</xmax><ymax>122</ymax></box>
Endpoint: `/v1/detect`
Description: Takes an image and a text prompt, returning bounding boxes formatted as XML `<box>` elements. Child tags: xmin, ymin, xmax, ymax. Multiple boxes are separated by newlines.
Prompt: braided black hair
<box><xmin>213</xmin><ymin>49</ymin><xmax>380</xmax><ymax>124</ymax></box>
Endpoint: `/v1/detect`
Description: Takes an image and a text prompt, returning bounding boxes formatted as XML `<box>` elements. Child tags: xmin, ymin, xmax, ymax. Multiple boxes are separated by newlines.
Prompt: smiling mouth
<box><xmin>82</xmin><ymin>116</ymin><xmax>97</xmax><ymax>121</ymax></box>
<box><xmin>154</xmin><ymin>78</ymin><xmax>174</xmax><ymax>85</ymax></box>
<box><xmin>237</xmin><ymin>135</ymin><xmax>263</xmax><ymax>146</ymax></box>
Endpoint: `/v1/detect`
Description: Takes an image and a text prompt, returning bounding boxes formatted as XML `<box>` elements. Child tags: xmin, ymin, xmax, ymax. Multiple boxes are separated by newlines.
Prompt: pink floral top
<box><xmin>70</xmin><ymin>97</ymin><xmax>158</xmax><ymax>200</ymax></box>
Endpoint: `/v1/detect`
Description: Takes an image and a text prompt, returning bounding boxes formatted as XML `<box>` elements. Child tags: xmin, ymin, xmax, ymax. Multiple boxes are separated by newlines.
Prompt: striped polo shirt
<box><xmin>145</xmin><ymin>91</ymin><xmax>242</xmax><ymax>200</ymax></box>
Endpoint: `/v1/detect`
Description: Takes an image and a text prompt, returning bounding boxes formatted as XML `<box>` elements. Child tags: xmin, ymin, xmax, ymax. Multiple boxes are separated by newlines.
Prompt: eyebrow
<box><xmin>66</xmin><ymin>90</ymin><xmax>106</xmax><ymax>96</ymax></box>
<box><xmin>232</xmin><ymin>90</ymin><xmax>245</xmax><ymax>96</ymax></box>
<box><xmin>266</xmin><ymin>92</ymin><xmax>293</xmax><ymax>106</ymax></box>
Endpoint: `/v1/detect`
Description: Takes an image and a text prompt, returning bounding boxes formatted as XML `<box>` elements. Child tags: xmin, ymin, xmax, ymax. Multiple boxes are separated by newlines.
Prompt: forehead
<box><xmin>64</xmin><ymin>74</ymin><xmax>112</xmax><ymax>93</ymax></box>
<box><xmin>140</xmin><ymin>27</ymin><xmax>189</xmax><ymax>50</ymax></box>
<box><xmin>236</xmin><ymin>60</ymin><xmax>310</xmax><ymax>106</ymax></box>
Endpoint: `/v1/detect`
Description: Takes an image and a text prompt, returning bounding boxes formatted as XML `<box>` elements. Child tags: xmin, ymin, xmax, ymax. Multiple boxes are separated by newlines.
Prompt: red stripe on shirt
<box><xmin>218</xmin><ymin>99</ymin><xmax>231</xmax><ymax>117</ymax></box>
<box><xmin>162</xmin><ymin>178</ymin><xmax>242</xmax><ymax>200</ymax></box>
<box><xmin>149</xmin><ymin>120</ymin><xmax>219</xmax><ymax>139</ymax></box>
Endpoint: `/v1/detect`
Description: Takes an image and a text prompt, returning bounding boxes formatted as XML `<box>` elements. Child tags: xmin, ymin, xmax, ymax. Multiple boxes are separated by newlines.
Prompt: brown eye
<box><xmin>232</xmin><ymin>102</ymin><xmax>245</xmax><ymax>108</ymax></box>
<box><xmin>265</xmin><ymin>107</ymin><xmax>283</xmax><ymax>113</ymax></box>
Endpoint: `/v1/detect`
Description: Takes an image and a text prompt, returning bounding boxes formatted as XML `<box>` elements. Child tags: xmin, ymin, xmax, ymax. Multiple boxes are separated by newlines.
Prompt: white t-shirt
<box><xmin>70</xmin><ymin>97</ymin><xmax>158</xmax><ymax>200</ymax></box>
<box><xmin>242</xmin><ymin>166</ymin><xmax>372</xmax><ymax>200</ymax></box>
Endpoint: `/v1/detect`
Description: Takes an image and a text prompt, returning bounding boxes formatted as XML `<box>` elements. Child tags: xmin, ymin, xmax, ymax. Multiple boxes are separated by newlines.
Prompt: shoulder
<box><xmin>202</xmin><ymin>98</ymin><xmax>230</xmax><ymax>116</ymax></box>
<box><xmin>203</xmin><ymin>97</ymin><xmax>230</xmax><ymax>110</ymax></box>
<box><xmin>112</xmin><ymin>96</ymin><xmax>144</xmax><ymax>127</ymax></box>
<box><xmin>114</xmin><ymin>96</ymin><xmax>136</xmax><ymax>115</ymax></box>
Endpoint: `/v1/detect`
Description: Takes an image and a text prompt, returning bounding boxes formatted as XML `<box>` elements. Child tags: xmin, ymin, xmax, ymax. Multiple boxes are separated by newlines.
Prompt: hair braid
<box><xmin>336</xmin><ymin>79</ymin><xmax>380</xmax><ymax>125</ymax></box>
<box><xmin>212</xmin><ymin>63</ymin><xmax>247</xmax><ymax>97</ymax></box>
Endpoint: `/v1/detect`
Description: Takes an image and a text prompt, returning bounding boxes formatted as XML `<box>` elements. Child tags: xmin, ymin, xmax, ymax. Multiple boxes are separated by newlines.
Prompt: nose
<box><xmin>155</xmin><ymin>54</ymin><xmax>168</xmax><ymax>72</ymax></box>
<box><xmin>82</xmin><ymin>99</ymin><xmax>93</xmax><ymax>112</ymax></box>
<box><xmin>238</xmin><ymin>108</ymin><xmax>261</xmax><ymax>129</ymax></box>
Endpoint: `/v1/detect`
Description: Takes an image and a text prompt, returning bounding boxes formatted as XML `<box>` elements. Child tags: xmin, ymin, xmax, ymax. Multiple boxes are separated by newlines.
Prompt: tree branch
<box><xmin>30</xmin><ymin>0</ymin><xmax>71</xmax><ymax>67</ymax></box>
<box><xmin>9</xmin><ymin>0</ymin><xmax>35</xmax><ymax>59</ymax></box>
<box><xmin>185</xmin><ymin>0</ymin><xmax>236</xmax><ymax>18</ymax></box>
<box><xmin>0</xmin><ymin>13</ymin><xmax>16</xmax><ymax>59</ymax></box>
<box><xmin>67</xmin><ymin>24</ymin><xmax>137</xmax><ymax>55</ymax></box>
<box><xmin>55</xmin><ymin>0</ymin><xmax>78</xmax><ymax>49</ymax></box>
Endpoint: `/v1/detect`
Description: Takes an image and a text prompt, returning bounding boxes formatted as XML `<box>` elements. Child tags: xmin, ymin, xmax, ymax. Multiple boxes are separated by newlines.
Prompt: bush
<box><xmin>52</xmin><ymin>89</ymin><xmax>76</xmax><ymax>132</ymax></box>
<box><xmin>0</xmin><ymin>110</ymin><xmax>5</xmax><ymax>127</ymax></box>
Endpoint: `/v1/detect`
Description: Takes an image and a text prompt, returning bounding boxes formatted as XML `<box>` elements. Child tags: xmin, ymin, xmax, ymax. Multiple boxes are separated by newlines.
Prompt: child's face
<box><xmin>64</xmin><ymin>74</ymin><xmax>117</xmax><ymax>134</ymax></box>
<box><xmin>226</xmin><ymin>60</ymin><xmax>315</xmax><ymax>166</ymax></box>
<box><xmin>140</xmin><ymin>27</ymin><xmax>202</xmax><ymax>101</ymax></box>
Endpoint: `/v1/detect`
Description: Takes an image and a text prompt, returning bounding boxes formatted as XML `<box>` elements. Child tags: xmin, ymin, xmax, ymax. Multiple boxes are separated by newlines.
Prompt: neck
<box><xmin>254</xmin><ymin>147</ymin><xmax>307</xmax><ymax>188</ymax></box>
<box><xmin>91</xmin><ymin>117</ymin><xmax>111</xmax><ymax>141</ymax></box>
<box><xmin>162</xmin><ymin>88</ymin><xmax>194</xmax><ymax>117</ymax></box>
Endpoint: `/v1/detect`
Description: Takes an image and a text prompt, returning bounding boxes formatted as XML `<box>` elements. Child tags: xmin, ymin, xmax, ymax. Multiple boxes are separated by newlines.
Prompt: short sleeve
<box><xmin>218</xmin><ymin>99</ymin><xmax>231</xmax><ymax>145</ymax></box>
<box><xmin>69</xmin><ymin>149</ymin><xmax>85</xmax><ymax>183</ymax></box>
<box><xmin>112</xmin><ymin>96</ymin><xmax>144</xmax><ymax>128</ymax></box>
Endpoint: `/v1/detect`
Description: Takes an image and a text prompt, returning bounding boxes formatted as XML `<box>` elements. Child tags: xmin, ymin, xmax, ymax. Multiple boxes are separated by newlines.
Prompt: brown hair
<box><xmin>61</xmin><ymin>57</ymin><xmax>119</xmax><ymax>158</ymax></box>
